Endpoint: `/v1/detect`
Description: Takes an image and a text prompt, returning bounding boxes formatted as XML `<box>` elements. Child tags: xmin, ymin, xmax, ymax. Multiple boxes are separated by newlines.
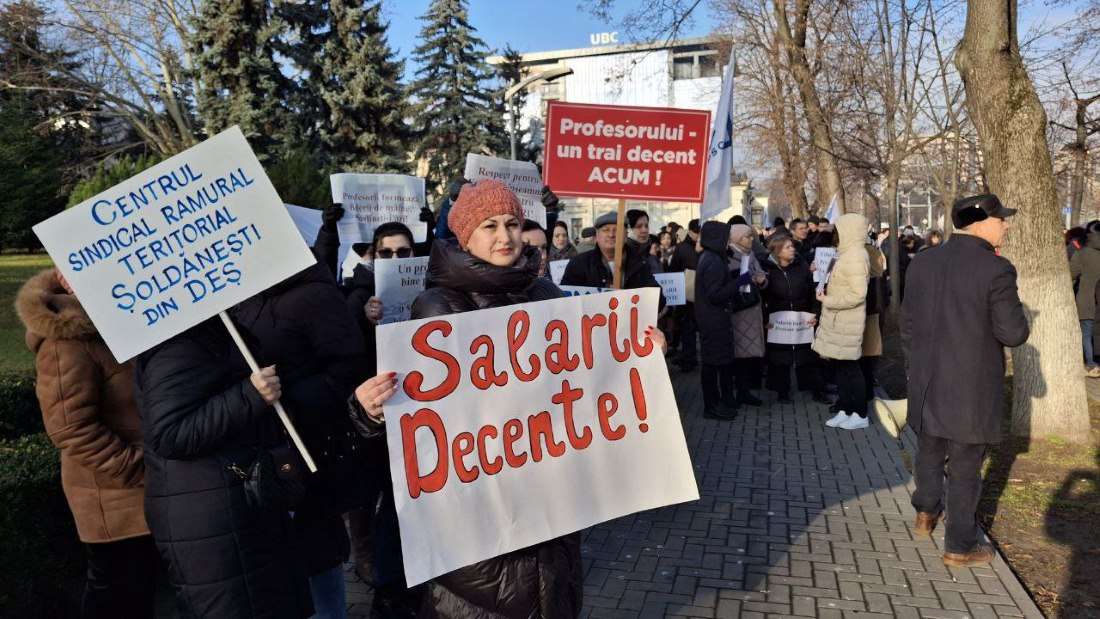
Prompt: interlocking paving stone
<box><xmin>346</xmin><ymin>370</ymin><xmax>1043</xmax><ymax>618</ymax></box>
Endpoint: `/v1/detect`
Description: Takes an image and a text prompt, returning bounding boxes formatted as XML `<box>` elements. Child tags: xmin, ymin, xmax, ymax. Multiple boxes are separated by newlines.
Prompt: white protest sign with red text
<box><xmin>543</xmin><ymin>101</ymin><xmax>710</xmax><ymax>202</ymax></box>
<box><xmin>376</xmin><ymin>288</ymin><xmax>698</xmax><ymax>586</ymax></box>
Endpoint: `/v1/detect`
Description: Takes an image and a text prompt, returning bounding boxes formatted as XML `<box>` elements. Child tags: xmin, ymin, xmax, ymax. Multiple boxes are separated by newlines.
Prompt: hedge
<box><xmin>0</xmin><ymin>372</ymin><xmax>41</xmax><ymax>441</ymax></box>
<box><xmin>0</xmin><ymin>432</ymin><xmax>82</xmax><ymax>615</ymax></box>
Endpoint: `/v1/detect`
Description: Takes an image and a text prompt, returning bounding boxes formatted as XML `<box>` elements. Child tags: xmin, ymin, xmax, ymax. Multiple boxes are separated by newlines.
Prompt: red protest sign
<box><xmin>543</xmin><ymin>101</ymin><xmax>710</xmax><ymax>202</ymax></box>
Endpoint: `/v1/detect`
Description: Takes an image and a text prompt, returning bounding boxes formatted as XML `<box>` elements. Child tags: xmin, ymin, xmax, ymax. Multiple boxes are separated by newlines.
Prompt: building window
<box><xmin>672</xmin><ymin>50</ymin><xmax>720</xmax><ymax>80</ymax></box>
<box><xmin>673</xmin><ymin>56</ymin><xmax>696</xmax><ymax>80</ymax></box>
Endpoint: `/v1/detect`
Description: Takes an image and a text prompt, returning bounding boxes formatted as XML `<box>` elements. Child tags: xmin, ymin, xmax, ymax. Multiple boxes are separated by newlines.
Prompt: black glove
<box><xmin>541</xmin><ymin>185</ymin><xmax>560</xmax><ymax>211</ymax></box>
<box><xmin>447</xmin><ymin>177</ymin><xmax>469</xmax><ymax>202</ymax></box>
<box><xmin>322</xmin><ymin>203</ymin><xmax>345</xmax><ymax>232</ymax></box>
<box><xmin>419</xmin><ymin>204</ymin><xmax>436</xmax><ymax>227</ymax></box>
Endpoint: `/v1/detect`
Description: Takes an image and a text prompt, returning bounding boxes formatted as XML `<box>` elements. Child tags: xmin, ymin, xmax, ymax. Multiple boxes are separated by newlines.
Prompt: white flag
<box><xmin>824</xmin><ymin>192</ymin><xmax>840</xmax><ymax>224</ymax></box>
<box><xmin>700</xmin><ymin>51</ymin><xmax>736</xmax><ymax>223</ymax></box>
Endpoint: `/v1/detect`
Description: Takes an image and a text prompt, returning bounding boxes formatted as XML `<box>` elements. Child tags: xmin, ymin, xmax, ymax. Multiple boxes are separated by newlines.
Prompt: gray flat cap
<box><xmin>594</xmin><ymin>211</ymin><xmax>618</xmax><ymax>229</ymax></box>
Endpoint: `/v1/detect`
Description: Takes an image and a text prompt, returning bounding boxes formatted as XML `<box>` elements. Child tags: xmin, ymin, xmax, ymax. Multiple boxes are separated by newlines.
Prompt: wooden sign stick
<box><xmin>611</xmin><ymin>198</ymin><xmax>627</xmax><ymax>289</ymax></box>
<box><xmin>219</xmin><ymin>311</ymin><xmax>319</xmax><ymax>473</ymax></box>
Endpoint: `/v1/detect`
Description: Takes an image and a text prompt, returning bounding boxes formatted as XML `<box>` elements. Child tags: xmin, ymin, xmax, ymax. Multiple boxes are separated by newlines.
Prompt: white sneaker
<box><xmin>839</xmin><ymin>414</ymin><xmax>870</xmax><ymax>430</ymax></box>
<box><xmin>825</xmin><ymin>410</ymin><xmax>849</xmax><ymax>427</ymax></box>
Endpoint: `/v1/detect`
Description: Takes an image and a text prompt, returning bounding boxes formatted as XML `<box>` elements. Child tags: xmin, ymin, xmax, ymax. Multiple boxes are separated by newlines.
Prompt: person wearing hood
<box><xmin>561</xmin><ymin>211</ymin><xmax>665</xmax><ymax>309</ymax></box>
<box><xmin>16</xmin><ymin>268</ymin><xmax>157</xmax><ymax>618</ymax></box>
<box><xmin>813</xmin><ymin>213</ymin><xmax>871</xmax><ymax>430</ymax></box>
<box><xmin>760</xmin><ymin>236</ymin><xmax>820</xmax><ymax>403</ymax></box>
<box><xmin>549</xmin><ymin>220</ymin><xmax>578</xmax><ymax>262</ymax></box>
<box><xmin>728</xmin><ymin>224</ymin><xmax>767</xmax><ymax>406</ymax></box>
<box><xmin>349</xmin><ymin>179</ymin><xmax>669</xmax><ymax>617</ymax></box>
<box><xmin>696</xmin><ymin>221</ymin><xmax>756</xmax><ymax>419</ymax></box>
<box><xmin>1069</xmin><ymin>220</ymin><xmax>1100</xmax><ymax>375</ymax></box>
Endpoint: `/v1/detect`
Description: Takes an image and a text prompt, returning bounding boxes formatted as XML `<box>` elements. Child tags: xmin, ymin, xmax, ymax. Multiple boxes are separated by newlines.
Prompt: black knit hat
<box><xmin>951</xmin><ymin>194</ymin><xmax>1016</xmax><ymax>229</ymax></box>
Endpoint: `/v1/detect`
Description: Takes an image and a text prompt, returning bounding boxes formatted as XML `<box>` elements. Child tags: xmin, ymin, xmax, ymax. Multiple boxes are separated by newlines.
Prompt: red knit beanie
<box><xmin>449</xmin><ymin>179</ymin><xmax>525</xmax><ymax>248</ymax></box>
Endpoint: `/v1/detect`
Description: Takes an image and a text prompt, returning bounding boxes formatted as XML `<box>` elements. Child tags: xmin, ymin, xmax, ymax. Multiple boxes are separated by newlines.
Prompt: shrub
<box><xmin>67</xmin><ymin>154</ymin><xmax>162</xmax><ymax>208</ymax></box>
<box><xmin>0</xmin><ymin>372</ymin><xmax>40</xmax><ymax>441</ymax></box>
<box><xmin>0</xmin><ymin>433</ymin><xmax>81</xmax><ymax>615</ymax></box>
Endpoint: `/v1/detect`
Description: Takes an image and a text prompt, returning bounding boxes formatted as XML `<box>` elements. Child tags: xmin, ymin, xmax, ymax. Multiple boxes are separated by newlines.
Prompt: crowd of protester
<box><xmin>20</xmin><ymin>171</ymin><xmax>1007</xmax><ymax>617</ymax></box>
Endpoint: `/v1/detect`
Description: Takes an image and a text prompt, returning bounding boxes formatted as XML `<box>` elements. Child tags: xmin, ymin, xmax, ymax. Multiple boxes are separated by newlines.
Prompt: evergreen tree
<box><xmin>265</xmin><ymin>148</ymin><xmax>332</xmax><ymax>209</ymax></box>
<box><xmin>319</xmin><ymin>1</ymin><xmax>409</xmax><ymax>172</ymax></box>
<box><xmin>0</xmin><ymin>95</ymin><xmax>65</xmax><ymax>249</ymax></box>
<box><xmin>409</xmin><ymin>0</ymin><xmax>507</xmax><ymax>189</ymax></box>
<box><xmin>191</xmin><ymin>0</ymin><xmax>291</xmax><ymax>158</ymax></box>
<box><xmin>273</xmin><ymin>0</ymin><xmax>326</xmax><ymax>150</ymax></box>
<box><xmin>66</xmin><ymin>154</ymin><xmax>162</xmax><ymax>207</ymax></box>
<box><xmin>0</xmin><ymin>1</ymin><xmax>93</xmax><ymax>186</ymax></box>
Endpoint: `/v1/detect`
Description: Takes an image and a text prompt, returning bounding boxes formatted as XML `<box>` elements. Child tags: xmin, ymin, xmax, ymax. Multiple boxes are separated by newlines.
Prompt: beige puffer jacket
<box><xmin>812</xmin><ymin>214</ymin><xmax>870</xmax><ymax>361</ymax></box>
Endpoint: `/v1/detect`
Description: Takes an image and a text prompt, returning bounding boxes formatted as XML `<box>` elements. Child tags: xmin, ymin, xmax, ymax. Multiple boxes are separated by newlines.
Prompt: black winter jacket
<box><xmin>344</xmin><ymin>263</ymin><xmax>377</xmax><ymax>374</ymax></box>
<box><xmin>902</xmin><ymin>235</ymin><xmax>1029</xmax><ymax>444</ymax></box>
<box><xmin>695</xmin><ymin>222</ymin><xmax>757</xmax><ymax>366</ymax></box>
<box><xmin>409</xmin><ymin>240</ymin><xmax>584</xmax><ymax>619</ymax></box>
<box><xmin>229</xmin><ymin>260</ymin><xmax>372</xmax><ymax>576</ymax></box>
<box><xmin>761</xmin><ymin>257</ymin><xmax>818</xmax><ymax>367</ymax></box>
<box><xmin>667</xmin><ymin>237</ymin><xmax>698</xmax><ymax>273</ymax></box>
<box><xmin>136</xmin><ymin>320</ymin><xmax>313</xmax><ymax>619</ymax></box>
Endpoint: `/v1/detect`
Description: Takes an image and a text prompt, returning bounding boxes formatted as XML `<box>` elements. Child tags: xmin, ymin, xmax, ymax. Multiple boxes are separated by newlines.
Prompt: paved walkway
<box><xmin>347</xmin><ymin>369</ymin><xmax>1043</xmax><ymax>618</ymax></box>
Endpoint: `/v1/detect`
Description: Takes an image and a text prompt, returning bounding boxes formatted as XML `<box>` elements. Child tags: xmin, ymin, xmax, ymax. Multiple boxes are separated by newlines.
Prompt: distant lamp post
<box><xmin>505</xmin><ymin>67</ymin><xmax>573</xmax><ymax>160</ymax></box>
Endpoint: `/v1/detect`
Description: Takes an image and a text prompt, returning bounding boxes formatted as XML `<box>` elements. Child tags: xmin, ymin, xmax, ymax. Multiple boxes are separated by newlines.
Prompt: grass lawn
<box><xmin>0</xmin><ymin>254</ymin><xmax>54</xmax><ymax>374</ymax></box>
<box><xmin>980</xmin><ymin>400</ymin><xmax>1100</xmax><ymax>617</ymax></box>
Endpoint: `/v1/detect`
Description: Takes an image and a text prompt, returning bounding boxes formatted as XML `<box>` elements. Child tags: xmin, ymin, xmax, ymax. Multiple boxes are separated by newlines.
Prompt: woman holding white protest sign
<box><xmin>351</xmin><ymin>178</ymin><xmax>666</xmax><ymax>618</ymax></box>
<box><xmin>761</xmin><ymin>236</ymin><xmax>821</xmax><ymax>403</ymax></box>
<box><xmin>342</xmin><ymin>220</ymin><xmax>423</xmax><ymax>615</ymax></box>
<box><xmin>134</xmin><ymin>321</ymin><xmax>314</xmax><ymax>618</ymax></box>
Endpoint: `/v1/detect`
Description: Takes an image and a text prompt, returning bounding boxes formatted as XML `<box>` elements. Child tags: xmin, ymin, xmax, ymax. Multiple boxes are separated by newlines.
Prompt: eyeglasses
<box><xmin>376</xmin><ymin>247</ymin><xmax>413</xmax><ymax>259</ymax></box>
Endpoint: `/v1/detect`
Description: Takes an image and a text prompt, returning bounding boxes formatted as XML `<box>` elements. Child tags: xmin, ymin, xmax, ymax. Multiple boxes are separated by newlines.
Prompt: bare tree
<box><xmin>1</xmin><ymin>0</ymin><xmax>200</xmax><ymax>156</ymax></box>
<box><xmin>717</xmin><ymin>0</ymin><xmax>812</xmax><ymax>218</ymax></box>
<box><xmin>1050</xmin><ymin>62</ymin><xmax>1100</xmax><ymax>228</ymax></box>
<box><xmin>772</xmin><ymin>0</ymin><xmax>847</xmax><ymax>214</ymax></box>
<box><xmin>831</xmin><ymin>0</ymin><xmax>950</xmax><ymax>312</ymax></box>
<box><xmin>956</xmin><ymin>0</ymin><xmax>1091</xmax><ymax>442</ymax></box>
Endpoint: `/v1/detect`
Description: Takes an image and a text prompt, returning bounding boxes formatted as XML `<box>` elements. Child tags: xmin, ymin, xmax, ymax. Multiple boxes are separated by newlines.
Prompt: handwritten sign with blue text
<box><xmin>33</xmin><ymin>126</ymin><xmax>315</xmax><ymax>361</ymax></box>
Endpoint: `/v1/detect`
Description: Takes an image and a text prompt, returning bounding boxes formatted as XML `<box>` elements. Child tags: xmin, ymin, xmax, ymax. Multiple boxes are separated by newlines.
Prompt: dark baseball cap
<box><xmin>951</xmin><ymin>194</ymin><xmax>1015</xmax><ymax>229</ymax></box>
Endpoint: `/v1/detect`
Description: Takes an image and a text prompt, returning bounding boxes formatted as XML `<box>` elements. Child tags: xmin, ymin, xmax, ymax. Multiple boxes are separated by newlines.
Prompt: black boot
<box><xmin>738</xmin><ymin>391</ymin><xmax>763</xmax><ymax>407</ymax></box>
<box><xmin>704</xmin><ymin>402</ymin><xmax>737</xmax><ymax>420</ymax></box>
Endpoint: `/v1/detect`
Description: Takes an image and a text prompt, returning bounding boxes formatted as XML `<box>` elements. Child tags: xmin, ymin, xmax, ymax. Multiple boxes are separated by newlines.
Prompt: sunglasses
<box><xmin>376</xmin><ymin>247</ymin><xmax>413</xmax><ymax>259</ymax></box>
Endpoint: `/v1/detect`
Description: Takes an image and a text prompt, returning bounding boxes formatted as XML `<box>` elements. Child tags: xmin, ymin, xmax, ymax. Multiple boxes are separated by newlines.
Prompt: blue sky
<box><xmin>379</xmin><ymin>0</ymin><xmax>716</xmax><ymax>78</ymax></box>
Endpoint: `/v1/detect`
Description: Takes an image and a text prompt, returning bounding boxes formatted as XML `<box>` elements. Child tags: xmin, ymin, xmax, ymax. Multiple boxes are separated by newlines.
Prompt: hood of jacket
<box><xmin>836</xmin><ymin>213</ymin><xmax>869</xmax><ymax>254</ymax></box>
<box><xmin>16</xmin><ymin>269</ymin><xmax>99</xmax><ymax>353</ymax></box>
<box><xmin>425</xmin><ymin>238</ymin><xmax>542</xmax><ymax>295</ymax></box>
<box><xmin>700</xmin><ymin>221</ymin><xmax>730</xmax><ymax>255</ymax></box>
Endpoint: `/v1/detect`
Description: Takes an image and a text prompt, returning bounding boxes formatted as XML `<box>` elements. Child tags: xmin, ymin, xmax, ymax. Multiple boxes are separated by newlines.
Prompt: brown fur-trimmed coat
<box><xmin>16</xmin><ymin>269</ymin><xmax>148</xmax><ymax>543</ymax></box>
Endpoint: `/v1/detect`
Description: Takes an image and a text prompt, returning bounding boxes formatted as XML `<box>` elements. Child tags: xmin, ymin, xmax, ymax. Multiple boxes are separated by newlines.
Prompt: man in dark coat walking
<box><xmin>902</xmin><ymin>194</ymin><xmax>1030</xmax><ymax>568</ymax></box>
